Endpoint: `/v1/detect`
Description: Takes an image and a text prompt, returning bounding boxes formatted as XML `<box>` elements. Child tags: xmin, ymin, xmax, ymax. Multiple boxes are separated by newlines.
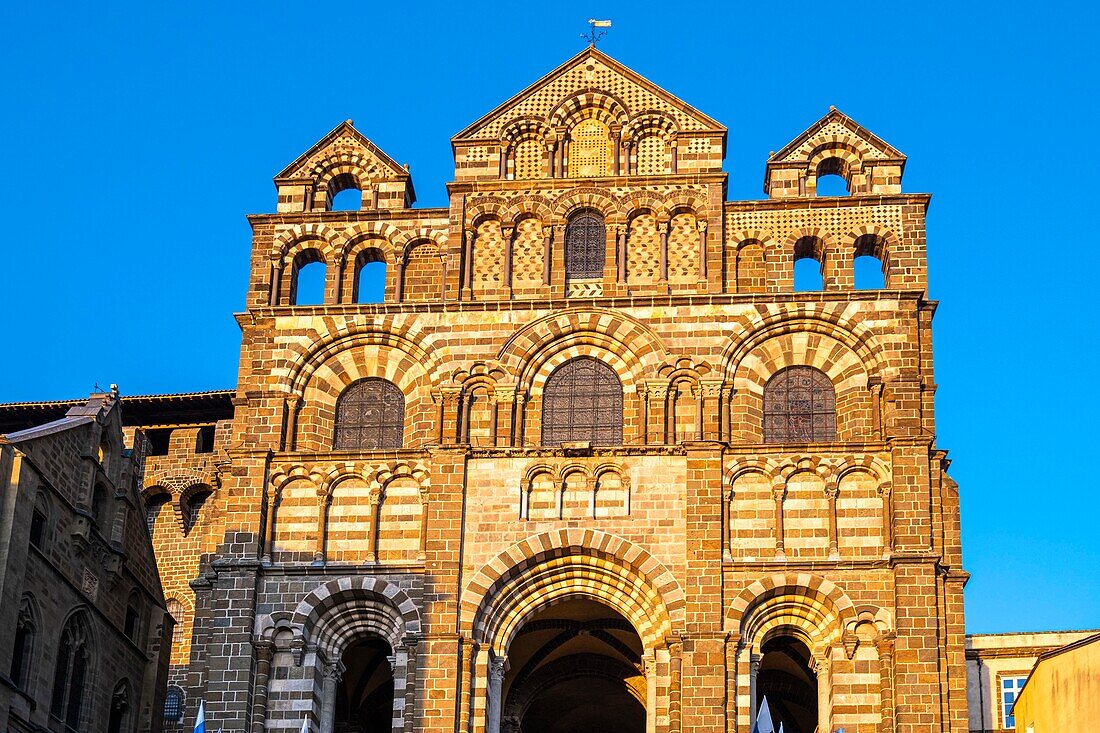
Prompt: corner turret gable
<box><xmin>274</xmin><ymin>120</ymin><xmax>415</xmax><ymax>211</ymax></box>
<box><xmin>765</xmin><ymin>107</ymin><xmax>907</xmax><ymax>198</ymax></box>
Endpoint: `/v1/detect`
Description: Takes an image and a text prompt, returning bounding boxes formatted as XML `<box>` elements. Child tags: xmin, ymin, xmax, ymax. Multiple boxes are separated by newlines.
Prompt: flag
<box><xmin>193</xmin><ymin>700</ymin><xmax>206</xmax><ymax>733</ymax></box>
<box><xmin>777</xmin><ymin>724</ymin><xmax>784</xmax><ymax>733</ymax></box>
<box><xmin>751</xmin><ymin>696</ymin><xmax>775</xmax><ymax>733</ymax></box>
<box><xmin>588</xmin><ymin>19</ymin><xmax>612</xmax><ymax>27</ymax></box>
<box><xmin>300</xmin><ymin>717</ymin><xmax>310</xmax><ymax>733</ymax></box>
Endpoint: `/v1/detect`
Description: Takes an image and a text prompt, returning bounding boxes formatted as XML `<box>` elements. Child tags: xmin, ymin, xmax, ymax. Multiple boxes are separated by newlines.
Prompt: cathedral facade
<box><xmin>134</xmin><ymin>48</ymin><xmax>966</xmax><ymax>733</ymax></box>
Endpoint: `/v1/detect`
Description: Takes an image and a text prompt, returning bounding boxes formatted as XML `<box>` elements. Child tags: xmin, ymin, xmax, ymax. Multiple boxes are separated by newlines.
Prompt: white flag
<box><xmin>751</xmin><ymin>696</ymin><xmax>775</xmax><ymax>733</ymax></box>
<box><xmin>300</xmin><ymin>718</ymin><xmax>310</xmax><ymax>733</ymax></box>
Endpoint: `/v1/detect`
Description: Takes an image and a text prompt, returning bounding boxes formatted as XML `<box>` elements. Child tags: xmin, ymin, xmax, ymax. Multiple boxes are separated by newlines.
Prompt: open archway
<box><xmin>756</xmin><ymin>635</ymin><xmax>817</xmax><ymax>733</ymax></box>
<box><xmin>334</xmin><ymin>637</ymin><xmax>395</xmax><ymax>733</ymax></box>
<box><xmin>501</xmin><ymin>599</ymin><xmax>645</xmax><ymax>733</ymax></box>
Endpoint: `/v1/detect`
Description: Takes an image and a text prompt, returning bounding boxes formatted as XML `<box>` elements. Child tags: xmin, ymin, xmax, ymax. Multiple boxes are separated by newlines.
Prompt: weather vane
<box><xmin>582</xmin><ymin>19</ymin><xmax>612</xmax><ymax>46</ymax></box>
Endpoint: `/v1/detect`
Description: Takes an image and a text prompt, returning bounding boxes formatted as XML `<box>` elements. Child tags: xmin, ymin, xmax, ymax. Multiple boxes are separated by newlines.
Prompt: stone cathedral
<box><xmin>35</xmin><ymin>48</ymin><xmax>969</xmax><ymax>733</ymax></box>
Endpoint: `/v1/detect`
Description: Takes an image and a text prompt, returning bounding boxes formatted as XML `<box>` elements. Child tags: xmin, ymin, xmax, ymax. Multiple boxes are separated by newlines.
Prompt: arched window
<box><xmin>334</xmin><ymin>378</ymin><xmax>405</xmax><ymax>450</ymax></box>
<box><xmin>542</xmin><ymin>357</ymin><xmax>623</xmax><ymax>446</ymax></box>
<box><xmin>107</xmin><ymin>680</ymin><xmax>131</xmax><ymax>733</ymax></box>
<box><xmin>181</xmin><ymin>486</ymin><xmax>212</xmax><ymax>536</ymax></box>
<box><xmin>354</xmin><ymin>249</ymin><xmax>387</xmax><ymax>304</ymax></box>
<box><xmin>51</xmin><ymin>614</ymin><xmax>91</xmax><ymax>729</ymax></box>
<box><xmin>564</xmin><ymin>210</ymin><xmax>606</xmax><ymax>280</ymax></box>
<box><xmin>793</xmin><ymin>237</ymin><xmax>824</xmax><ymax>292</ymax></box>
<box><xmin>815</xmin><ymin>157</ymin><xmax>851</xmax><ymax>196</ymax></box>
<box><xmin>10</xmin><ymin>595</ymin><xmax>36</xmax><ymax>689</ymax></box>
<box><xmin>327</xmin><ymin>173</ymin><xmax>362</xmax><ymax>211</ymax></box>
<box><xmin>763</xmin><ymin>367</ymin><xmax>836</xmax><ymax>443</ymax></box>
<box><xmin>144</xmin><ymin>492</ymin><xmax>169</xmax><ymax>535</ymax></box>
<box><xmin>163</xmin><ymin>685</ymin><xmax>184</xmax><ymax>724</ymax></box>
<box><xmin>166</xmin><ymin>599</ymin><xmax>186</xmax><ymax>650</ymax></box>
<box><xmin>290</xmin><ymin>250</ymin><xmax>326</xmax><ymax>305</ymax></box>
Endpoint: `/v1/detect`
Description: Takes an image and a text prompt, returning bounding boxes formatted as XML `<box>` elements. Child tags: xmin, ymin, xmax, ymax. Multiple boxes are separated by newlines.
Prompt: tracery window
<box><xmin>564</xmin><ymin>210</ymin><xmax>606</xmax><ymax>280</ymax></box>
<box><xmin>10</xmin><ymin>596</ymin><xmax>35</xmax><ymax>689</ymax></box>
<box><xmin>334</xmin><ymin>378</ymin><xmax>405</xmax><ymax>450</ymax></box>
<box><xmin>763</xmin><ymin>366</ymin><xmax>836</xmax><ymax>442</ymax></box>
<box><xmin>50</xmin><ymin>614</ymin><xmax>91</xmax><ymax>729</ymax></box>
<box><xmin>542</xmin><ymin>357</ymin><xmax>623</xmax><ymax>446</ymax></box>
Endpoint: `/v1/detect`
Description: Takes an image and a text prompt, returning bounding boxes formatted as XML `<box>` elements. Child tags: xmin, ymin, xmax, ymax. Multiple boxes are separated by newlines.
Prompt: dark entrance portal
<box><xmin>335</xmin><ymin>638</ymin><xmax>395</xmax><ymax>733</ymax></box>
<box><xmin>756</xmin><ymin>636</ymin><xmax>818</xmax><ymax>733</ymax></box>
<box><xmin>503</xmin><ymin>599</ymin><xmax>645</xmax><ymax>733</ymax></box>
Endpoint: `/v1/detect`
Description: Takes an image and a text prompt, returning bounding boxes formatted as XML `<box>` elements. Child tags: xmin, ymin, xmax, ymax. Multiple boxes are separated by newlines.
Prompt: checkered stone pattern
<box><xmin>129</xmin><ymin>49</ymin><xmax>967</xmax><ymax>733</ymax></box>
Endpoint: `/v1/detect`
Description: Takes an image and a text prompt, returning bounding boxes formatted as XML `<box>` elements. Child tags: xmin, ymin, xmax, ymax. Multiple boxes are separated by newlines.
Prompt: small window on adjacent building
<box><xmin>144</xmin><ymin>428</ymin><xmax>172</xmax><ymax>457</ymax></box>
<box><xmin>30</xmin><ymin>495</ymin><xmax>48</xmax><ymax>550</ymax></box>
<box><xmin>163</xmin><ymin>685</ymin><xmax>184</xmax><ymax>724</ymax></box>
<box><xmin>1002</xmin><ymin>676</ymin><xmax>1027</xmax><ymax>729</ymax></box>
<box><xmin>124</xmin><ymin>591</ymin><xmax>142</xmax><ymax>644</ymax></box>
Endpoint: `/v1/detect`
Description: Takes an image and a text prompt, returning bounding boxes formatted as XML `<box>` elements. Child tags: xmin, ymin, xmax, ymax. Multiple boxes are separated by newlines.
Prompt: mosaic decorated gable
<box><xmin>452</xmin><ymin>48</ymin><xmax>727</xmax><ymax>180</ymax></box>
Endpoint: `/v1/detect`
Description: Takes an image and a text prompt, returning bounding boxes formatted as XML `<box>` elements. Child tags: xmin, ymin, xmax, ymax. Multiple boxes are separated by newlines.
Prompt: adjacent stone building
<box><xmin>3</xmin><ymin>47</ymin><xmax>969</xmax><ymax>733</ymax></box>
<box><xmin>0</xmin><ymin>391</ymin><xmax>172</xmax><ymax>733</ymax></box>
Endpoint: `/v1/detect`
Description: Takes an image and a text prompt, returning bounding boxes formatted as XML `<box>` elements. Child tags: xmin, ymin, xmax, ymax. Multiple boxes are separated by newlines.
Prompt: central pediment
<box><xmin>451</xmin><ymin>48</ymin><xmax>726</xmax><ymax>181</ymax></box>
<box><xmin>454</xmin><ymin>47</ymin><xmax>725</xmax><ymax>142</ymax></box>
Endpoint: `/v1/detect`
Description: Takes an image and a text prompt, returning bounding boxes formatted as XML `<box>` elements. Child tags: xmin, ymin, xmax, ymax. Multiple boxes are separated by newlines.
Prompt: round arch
<box><xmin>463</xmin><ymin>530</ymin><xmax>684</xmax><ymax>655</ymax></box>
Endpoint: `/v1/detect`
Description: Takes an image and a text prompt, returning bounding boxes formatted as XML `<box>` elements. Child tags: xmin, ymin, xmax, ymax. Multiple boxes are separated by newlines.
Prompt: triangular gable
<box><xmin>769</xmin><ymin>107</ymin><xmax>905</xmax><ymax>164</ymax></box>
<box><xmin>453</xmin><ymin>47</ymin><xmax>725</xmax><ymax>142</ymax></box>
<box><xmin>275</xmin><ymin>120</ymin><xmax>409</xmax><ymax>181</ymax></box>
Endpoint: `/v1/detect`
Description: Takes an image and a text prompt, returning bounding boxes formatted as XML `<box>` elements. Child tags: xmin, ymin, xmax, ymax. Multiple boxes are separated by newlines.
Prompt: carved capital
<box><xmin>323</xmin><ymin>660</ymin><xmax>346</xmax><ymax>682</ymax></box>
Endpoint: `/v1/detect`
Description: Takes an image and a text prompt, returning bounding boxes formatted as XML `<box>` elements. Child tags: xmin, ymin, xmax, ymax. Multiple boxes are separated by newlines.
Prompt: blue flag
<box><xmin>751</xmin><ymin>696</ymin><xmax>775</xmax><ymax>733</ymax></box>
<box><xmin>194</xmin><ymin>700</ymin><xmax>206</xmax><ymax>733</ymax></box>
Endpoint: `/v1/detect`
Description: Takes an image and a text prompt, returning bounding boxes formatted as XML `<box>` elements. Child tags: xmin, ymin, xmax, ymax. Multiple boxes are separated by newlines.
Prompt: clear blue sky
<box><xmin>2</xmin><ymin>2</ymin><xmax>1096</xmax><ymax>635</ymax></box>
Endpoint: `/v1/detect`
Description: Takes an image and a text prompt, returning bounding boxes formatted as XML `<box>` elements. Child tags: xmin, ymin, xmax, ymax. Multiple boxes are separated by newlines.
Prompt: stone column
<box><xmin>877</xmin><ymin>635</ymin><xmax>897</xmax><ymax>733</ymax></box>
<box><xmin>658</xmin><ymin>220</ymin><xmax>670</xmax><ymax>283</ymax></box>
<box><xmin>813</xmin><ymin>653</ymin><xmax>832</xmax><ymax>733</ymax></box>
<box><xmin>498</xmin><ymin>141</ymin><xmax>508</xmax><ymax>178</ymax></box>
<box><xmin>487</xmin><ymin>656</ymin><xmax>507</xmax><ymax>733</ymax></box>
<box><xmin>333</xmin><ymin>253</ymin><xmax>346</xmax><ymax>304</ymax></box>
<box><xmin>283</xmin><ymin>394</ymin><xmax>301</xmax><ymax>452</ymax></box>
<box><xmin>313</xmin><ymin>489</ymin><xmax>330</xmax><ymax>565</ymax></box>
<box><xmin>401</xmin><ymin>637</ymin><xmax>420</xmax><ymax>732</ymax></box>
<box><xmin>826</xmin><ymin>481</ymin><xmax>840</xmax><ymax>560</ymax></box>
<box><xmin>612</xmin><ymin>129</ymin><xmax>622</xmax><ymax>175</ymax></box>
<box><xmin>645</xmin><ymin>381</ymin><xmax>668</xmax><ymax>445</ymax></box>
<box><xmin>502</xmin><ymin>225</ymin><xmax>515</xmax><ymax>298</ymax></box>
<box><xmin>667</xmin><ymin>637</ymin><xmax>683</xmax><ymax>733</ymax></box>
<box><xmin>541</xmin><ymin>226</ymin><xmax>553</xmax><ymax>287</ymax></box>
<box><xmin>748</xmin><ymin>652</ymin><xmax>761</xmax><ymax>731</ymax></box>
<box><xmin>643</xmin><ymin>650</ymin><xmax>657</xmax><ymax>733</ymax></box>
<box><xmin>395</xmin><ymin>253</ymin><xmax>406</xmax><ymax>302</ymax></box>
<box><xmin>463</xmin><ymin>227</ymin><xmax>476</xmax><ymax>298</ymax></box>
<box><xmin>269</xmin><ymin>260</ymin><xmax>283</xmax><ymax>306</ymax></box>
<box><xmin>697</xmin><ymin>219</ymin><xmax>708</xmax><ymax>284</ymax></box>
<box><xmin>772</xmin><ymin>481</ymin><xmax>787</xmax><ymax>559</ymax></box>
<box><xmin>869</xmin><ymin>376</ymin><xmax>885</xmax><ymax>439</ymax></box>
<box><xmin>249</xmin><ymin>641</ymin><xmax>275</xmax><ymax>733</ymax></box>
<box><xmin>319</xmin><ymin>660</ymin><xmax>345</xmax><ymax>733</ymax></box>
<box><xmin>546</xmin><ymin>141</ymin><xmax>556</xmax><ymax>178</ymax></box>
<box><xmin>617</xmin><ymin>227</ymin><xmax>628</xmax><ymax>283</ymax></box>
<box><xmin>365</xmin><ymin>488</ymin><xmax>381</xmax><ymax>564</ymax></box>
<box><xmin>418</xmin><ymin>486</ymin><xmax>429</xmax><ymax>562</ymax></box>
<box><xmin>880</xmin><ymin>482</ymin><xmax>895</xmax><ymax>557</ymax></box>
<box><xmin>670</xmin><ymin>133</ymin><xmax>679</xmax><ymax>173</ymax></box>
